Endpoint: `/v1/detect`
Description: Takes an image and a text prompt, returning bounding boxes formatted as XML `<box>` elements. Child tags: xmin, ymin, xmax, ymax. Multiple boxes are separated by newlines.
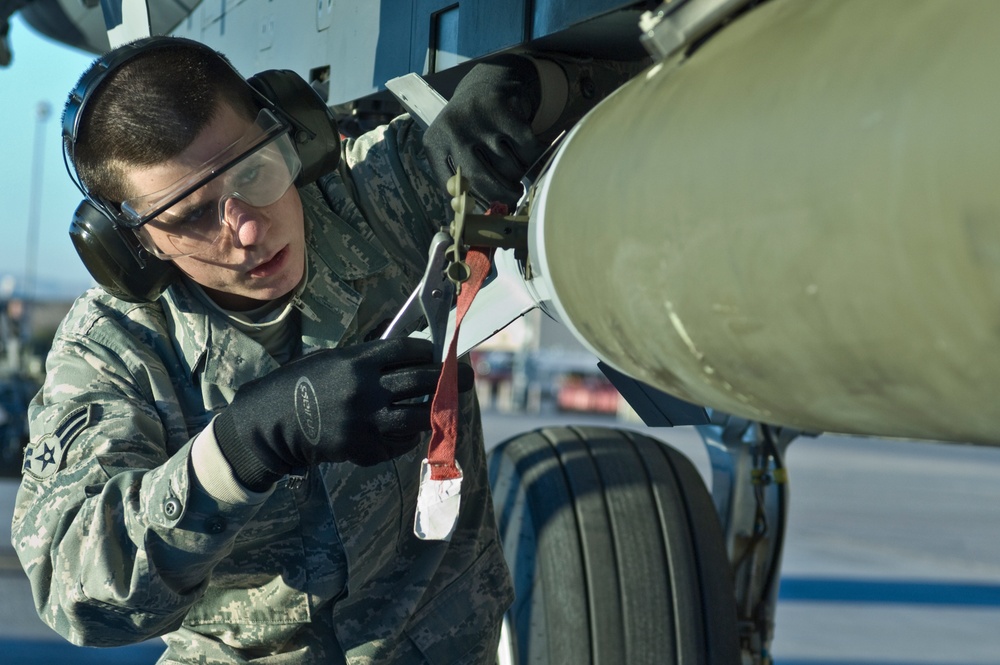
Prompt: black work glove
<box><xmin>423</xmin><ymin>54</ymin><xmax>545</xmax><ymax>208</ymax></box>
<box><xmin>214</xmin><ymin>337</ymin><xmax>475</xmax><ymax>491</ymax></box>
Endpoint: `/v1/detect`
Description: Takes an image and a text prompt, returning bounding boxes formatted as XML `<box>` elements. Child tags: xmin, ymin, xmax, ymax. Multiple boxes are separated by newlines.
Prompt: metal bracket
<box><xmin>639</xmin><ymin>0</ymin><xmax>755</xmax><ymax>61</ymax></box>
<box><xmin>447</xmin><ymin>172</ymin><xmax>529</xmax><ymax>255</ymax></box>
<box><xmin>385</xmin><ymin>73</ymin><xmax>449</xmax><ymax>130</ymax></box>
<box><xmin>698</xmin><ymin>416</ymin><xmax>811</xmax><ymax>664</ymax></box>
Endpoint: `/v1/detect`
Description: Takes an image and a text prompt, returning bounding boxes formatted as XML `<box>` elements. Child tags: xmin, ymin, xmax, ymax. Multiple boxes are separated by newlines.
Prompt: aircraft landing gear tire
<box><xmin>488</xmin><ymin>426</ymin><xmax>740</xmax><ymax>665</ymax></box>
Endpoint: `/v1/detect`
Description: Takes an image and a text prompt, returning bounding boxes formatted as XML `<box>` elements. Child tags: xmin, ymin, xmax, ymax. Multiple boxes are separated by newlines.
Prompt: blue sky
<box><xmin>1</xmin><ymin>14</ymin><xmax>96</xmax><ymax>300</ymax></box>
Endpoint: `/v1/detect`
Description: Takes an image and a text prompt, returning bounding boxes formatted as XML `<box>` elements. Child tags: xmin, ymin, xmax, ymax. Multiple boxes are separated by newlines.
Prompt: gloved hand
<box><xmin>214</xmin><ymin>337</ymin><xmax>475</xmax><ymax>491</ymax></box>
<box><xmin>423</xmin><ymin>54</ymin><xmax>545</xmax><ymax>208</ymax></box>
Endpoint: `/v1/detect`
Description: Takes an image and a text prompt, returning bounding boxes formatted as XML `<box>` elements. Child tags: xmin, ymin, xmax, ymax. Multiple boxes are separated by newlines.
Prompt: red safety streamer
<box><xmin>426</xmin><ymin>245</ymin><xmax>493</xmax><ymax>480</ymax></box>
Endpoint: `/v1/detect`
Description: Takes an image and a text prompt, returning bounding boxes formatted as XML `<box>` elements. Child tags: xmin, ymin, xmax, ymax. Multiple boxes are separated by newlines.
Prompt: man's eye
<box><xmin>173</xmin><ymin>204</ymin><xmax>213</xmax><ymax>227</ymax></box>
<box><xmin>235</xmin><ymin>165</ymin><xmax>263</xmax><ymax>188</ymax></box>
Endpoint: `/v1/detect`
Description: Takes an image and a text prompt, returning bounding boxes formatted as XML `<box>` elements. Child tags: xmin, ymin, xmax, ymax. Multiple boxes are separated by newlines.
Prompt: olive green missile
<box><xmin>527</xmin><ymin>0</ymin><xmax>1000</xmax><ymax>443</ymax></box>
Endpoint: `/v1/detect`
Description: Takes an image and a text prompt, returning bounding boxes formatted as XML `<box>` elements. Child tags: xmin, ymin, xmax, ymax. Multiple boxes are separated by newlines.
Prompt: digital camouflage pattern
<box><xmin>11</xmin><ymin>116</ymin><xmax>513</xmax><ymax>664</ymax></box>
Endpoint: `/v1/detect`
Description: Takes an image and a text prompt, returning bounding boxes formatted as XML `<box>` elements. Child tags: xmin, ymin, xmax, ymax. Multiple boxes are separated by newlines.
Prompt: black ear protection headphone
<box><xmin>64</xmin><ymin>36</ymin><xmax>341</xmax><ymax>303</ymax></box>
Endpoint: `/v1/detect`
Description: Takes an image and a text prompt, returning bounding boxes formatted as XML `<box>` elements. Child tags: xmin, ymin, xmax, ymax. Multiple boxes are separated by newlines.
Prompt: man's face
<box><xmin>124</xmin><ymin>103</ymin><xmax>306</xmax><ymax>311</ymax></box>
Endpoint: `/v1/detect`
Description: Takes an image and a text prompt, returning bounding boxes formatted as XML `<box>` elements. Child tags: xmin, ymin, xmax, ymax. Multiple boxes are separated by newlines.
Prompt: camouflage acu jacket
<box><xmin>11</xmin><ymin>116</ymin><xmax>513</xmax><ymax>664</ymax></box>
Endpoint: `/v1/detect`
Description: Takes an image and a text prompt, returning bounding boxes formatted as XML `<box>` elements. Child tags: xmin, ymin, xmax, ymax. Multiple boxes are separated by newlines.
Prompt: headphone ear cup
<box><xmin>69</xmin><ymin>200</ymin><xmax>178</xmax><ymax>303</ymax></box>
<box><xmin>247</xmin><ymin>70</ymin><xmax>341</xmax><ymax>184</ymax></box>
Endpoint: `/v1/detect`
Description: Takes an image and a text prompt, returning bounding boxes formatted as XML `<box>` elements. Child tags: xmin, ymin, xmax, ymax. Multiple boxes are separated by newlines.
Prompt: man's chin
<box><xmin>201</xmin><ymin>280</ymin><xmax>291</xmax><ymax>311</ymax></box>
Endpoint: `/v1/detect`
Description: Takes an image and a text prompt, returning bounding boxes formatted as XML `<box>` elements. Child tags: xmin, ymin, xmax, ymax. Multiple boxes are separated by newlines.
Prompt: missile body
<box><xmin>529</xmin><ymin>0</ymin><xmax>1000</xmax><ymax>443</ymax></box>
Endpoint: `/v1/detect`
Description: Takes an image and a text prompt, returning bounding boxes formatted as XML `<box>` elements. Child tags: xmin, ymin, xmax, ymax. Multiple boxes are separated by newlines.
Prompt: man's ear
<box><xmin>69</xmin><ymin>199</ymin><xmax>178</xmax><ymax>303</ymax></box>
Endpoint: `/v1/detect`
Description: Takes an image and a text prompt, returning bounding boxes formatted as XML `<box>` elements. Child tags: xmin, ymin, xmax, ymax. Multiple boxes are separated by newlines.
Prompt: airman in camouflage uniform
<box><xmin>11</xmin><ymin>38</ymin><xmax>517</xmax><ymax>664</ymax></box>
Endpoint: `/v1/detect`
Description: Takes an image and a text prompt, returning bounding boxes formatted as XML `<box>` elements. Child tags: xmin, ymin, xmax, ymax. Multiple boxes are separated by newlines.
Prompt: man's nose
<box><xmin>221</xmin><ymin>195</ymin><xmax>268</xmax><ymax>248</ymax></box>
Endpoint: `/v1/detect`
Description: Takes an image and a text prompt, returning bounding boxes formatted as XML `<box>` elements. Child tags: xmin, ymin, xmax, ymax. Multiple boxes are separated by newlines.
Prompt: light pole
<box><xmin>22</xmin><ymin>100</ymin><xmax>52</xmax><ymax>369</ymax></box>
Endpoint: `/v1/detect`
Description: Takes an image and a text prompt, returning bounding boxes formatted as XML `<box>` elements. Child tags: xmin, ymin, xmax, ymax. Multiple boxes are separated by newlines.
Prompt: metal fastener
<box><xmin>163</xmin><ymin>496</ymin><xmax>182</xmax><ymax>520</ymax></box>
<box><xmin>204</xmin><ymin>516</ymin><xmax>227</xmax><ymax>534</ymax></box>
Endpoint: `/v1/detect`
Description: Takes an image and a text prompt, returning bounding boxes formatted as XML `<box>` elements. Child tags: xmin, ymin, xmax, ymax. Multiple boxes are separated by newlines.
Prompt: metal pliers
<box><xmin>380</xmin><ymin>230</ymin><xmax>457</xmax><ymax>361</ymax></box>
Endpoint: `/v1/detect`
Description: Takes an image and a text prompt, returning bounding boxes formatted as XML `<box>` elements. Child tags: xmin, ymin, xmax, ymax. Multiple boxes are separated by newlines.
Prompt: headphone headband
<box><xmin>64</xmin><ymin>37</ymin><xmax>201</xmax><ymax>146</ymax></box>
<box><xmin>63</xmin><ymin>37</ymin><xmax>246</xmax><ymax>203</ymax></box>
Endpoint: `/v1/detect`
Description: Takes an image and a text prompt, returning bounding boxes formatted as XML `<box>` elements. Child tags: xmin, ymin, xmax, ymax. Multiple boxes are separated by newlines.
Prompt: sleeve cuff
<box><xmin>191</xmin><ymin>417</ymin><xmax>274</xmax><ymax>505</ymax></box>
<box><xmin>528</xmin><ymin>56</ymin><xmax>570</xmax><ymax>135</ymax></box>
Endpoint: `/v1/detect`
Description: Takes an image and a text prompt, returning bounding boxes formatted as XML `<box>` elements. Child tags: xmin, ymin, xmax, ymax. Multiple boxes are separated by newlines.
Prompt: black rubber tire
<box><xmin>488</xmin><ymin>426</ymin><xmax>740</xmax><ymax>665</ymax></box>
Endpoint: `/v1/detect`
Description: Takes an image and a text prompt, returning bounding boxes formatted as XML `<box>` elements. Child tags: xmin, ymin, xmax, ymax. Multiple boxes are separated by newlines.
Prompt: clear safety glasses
<box><xmin>123</xmin><ymin>109</ymin><xmax>302</xmax><ymax>259</ymax></box>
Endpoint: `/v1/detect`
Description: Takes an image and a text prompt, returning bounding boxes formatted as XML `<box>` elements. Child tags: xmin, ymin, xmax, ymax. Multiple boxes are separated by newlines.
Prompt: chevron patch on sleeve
<box><xmin>23</xmin><ymin>404</ymin><xmax>95</xmax><ymax>480</ymax></box>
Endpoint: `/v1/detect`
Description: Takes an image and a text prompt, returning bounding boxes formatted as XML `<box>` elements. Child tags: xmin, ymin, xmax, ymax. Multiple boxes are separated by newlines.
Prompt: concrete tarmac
<box><xmin>2</xmin><ymin>409</ymin><xmax>999</xmax><ymax>663</ymax></box>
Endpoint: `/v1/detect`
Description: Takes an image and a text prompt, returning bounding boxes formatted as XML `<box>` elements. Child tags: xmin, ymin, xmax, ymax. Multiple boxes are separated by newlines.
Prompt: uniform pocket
<box><xmin>182</xmin><ymin>483</ymin><xmax>311</xmax><ymax>645</ymax></box>
<box><xmin>405</xmin><ymin>540</ymin><xmax>514</xmax><ymax>664</ymax></box>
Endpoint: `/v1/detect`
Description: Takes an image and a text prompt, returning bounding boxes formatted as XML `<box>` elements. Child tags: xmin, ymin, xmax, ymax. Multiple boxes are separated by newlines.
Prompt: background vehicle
<box><xmin>0</xmin><ymin>372</ymin><xmax>37</xmax><ymax>476</ymax></box>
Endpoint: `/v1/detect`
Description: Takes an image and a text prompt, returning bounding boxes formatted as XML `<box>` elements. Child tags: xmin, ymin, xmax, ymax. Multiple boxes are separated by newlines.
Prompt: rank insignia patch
<box><xmin>23</xmin><ymin>404</ymin><xmax>94</xmax><ymax>480</ymax></box>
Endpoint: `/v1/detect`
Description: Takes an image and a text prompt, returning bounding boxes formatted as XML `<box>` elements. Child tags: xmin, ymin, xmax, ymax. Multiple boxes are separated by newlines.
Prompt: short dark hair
<box><xmin>69</xmin><ymin>39</ymin><xmax>258</xmax><ymax>203</ymax></box>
